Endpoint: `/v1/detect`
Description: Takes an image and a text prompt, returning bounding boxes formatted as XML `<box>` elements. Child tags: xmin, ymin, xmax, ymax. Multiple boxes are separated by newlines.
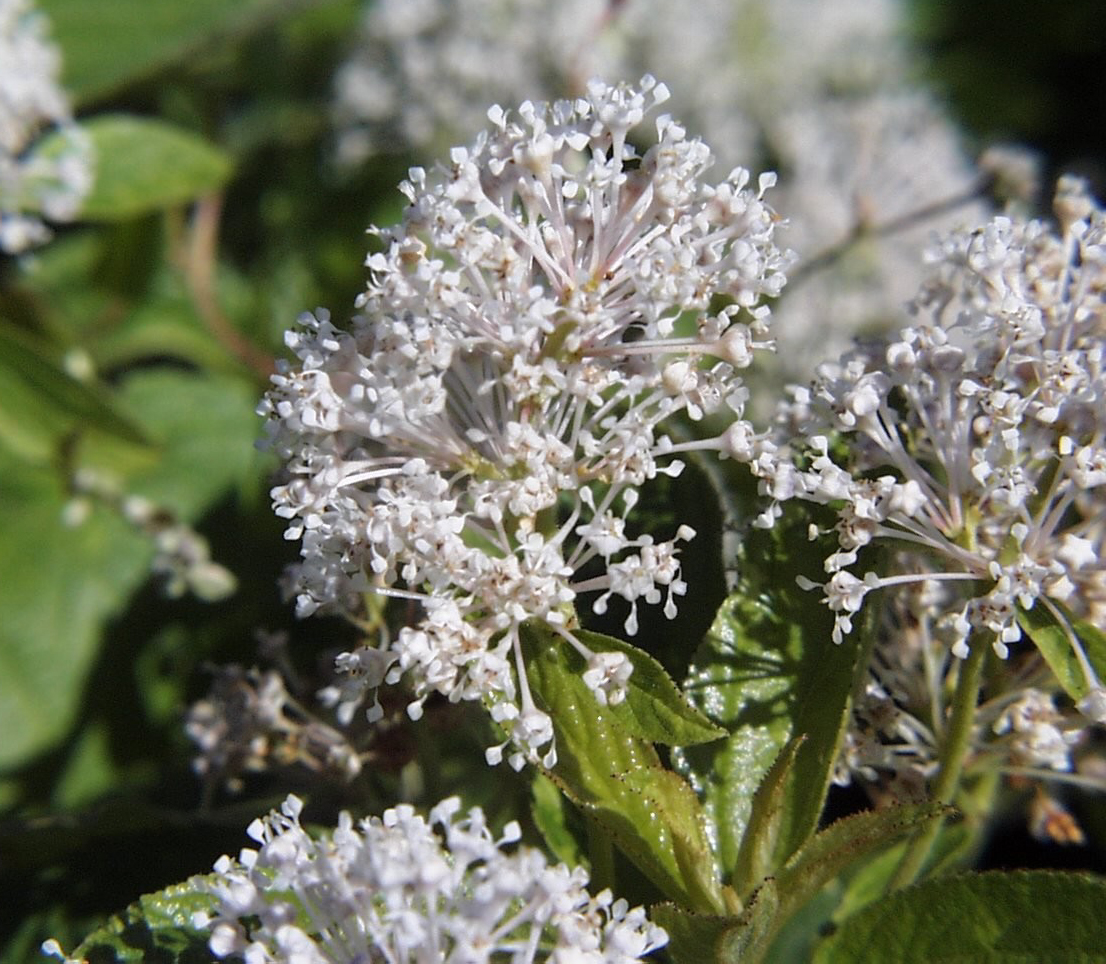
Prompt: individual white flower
<box><xmin>195</xmin><ymin>794</ymin><xmax>668</xmax><ymax>964</ymax></box>
<box><xmin>262</xmin><ymin>77</ymin><xmax>788</xmax><ymax>767</ymax></box>
<box><xmin>0</xmin><ymin>0</ymin><xmax>91</xmax><ymax>253</ymax></box>
<box><xmin>746</xmin><ymin>177</ymin><xmax>1106</xmax><ymax>707</ymax></box>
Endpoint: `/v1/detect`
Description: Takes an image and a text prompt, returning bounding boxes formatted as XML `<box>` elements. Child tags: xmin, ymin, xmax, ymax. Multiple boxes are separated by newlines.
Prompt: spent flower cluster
<box><xmin>261</xmin><ymin>77</ymin><xmax>789</xmax><ymax>768</ymax></box>
<box><xmin>741</xmin><ymin>176</ymin><xmax>1106</xmax><ymax>727</ymax></box>
<box><xmin>186</xmin><ymin>661</ymin><xmax>365</xmax><ymax>797</ymax></box>
<box><xmin>195</xmin><ymin>794</ymin><xmax>668</xmax><ymax>964</ymax></box>
<box><xmin>0</xmin><ymin>0</ymin><xmax>91</xmax><ymax>253</ymax></box>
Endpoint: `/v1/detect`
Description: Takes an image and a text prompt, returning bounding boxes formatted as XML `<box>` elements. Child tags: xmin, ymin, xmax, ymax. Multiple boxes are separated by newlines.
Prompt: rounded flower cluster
<box><xmin>195</xmin><ymin>794</ymin><xmax>668</xmax><ymax>964</ymax></box>
<box><xmin>331</xmin><ymin>0</ymin><xmax>986</xmax><ymax>384</ymax></box>
<box><xmin>0</xmin><ymin>0</ymin><xmax>91</xmax><ymax>253</ymax></box>
<box><xmin>261</xmin><ymin>77</ymin><xmax>788</xmax><ymax>768</ymax></box>
<box><xmin>741</xmin><ymin>177</ymin><xmax>1106</xmax><ymax>722</ymax></box>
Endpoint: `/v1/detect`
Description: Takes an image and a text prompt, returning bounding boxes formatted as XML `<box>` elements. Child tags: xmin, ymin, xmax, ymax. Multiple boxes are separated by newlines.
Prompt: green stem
<box><xmin>889</xmin><ymin>637</ymin><xmax>987</xmax><ymax>891</ymax></box>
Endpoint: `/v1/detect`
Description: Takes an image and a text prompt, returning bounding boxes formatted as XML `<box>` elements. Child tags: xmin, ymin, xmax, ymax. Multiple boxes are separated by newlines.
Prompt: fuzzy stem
<box><xmin>889</xmin><ymin>635</ymin><xmax>986</xmax><ymax>891</ymax></box>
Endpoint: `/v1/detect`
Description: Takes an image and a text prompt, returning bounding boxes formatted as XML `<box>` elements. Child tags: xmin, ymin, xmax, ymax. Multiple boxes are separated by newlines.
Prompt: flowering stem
<box><xmin>889</xmin><ymin>636</ymin><xmax>986</xmax><ymax>891</ymax></box>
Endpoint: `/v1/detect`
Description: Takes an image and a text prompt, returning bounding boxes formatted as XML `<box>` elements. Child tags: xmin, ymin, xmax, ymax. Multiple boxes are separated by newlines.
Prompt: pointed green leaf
<box><xmin>731</xmin><ymin>737</ymin><xmax>805</xmax><ymax>896</ymax></box>
<box><xmin>1018</xmin><ymin>603</ymin><xmax>1106</xmax><ymax>704</ymax></box>
<box><xmin>727</xmin><ymin>804</ymin><xmax>947</xmax><ymax>964</ymax></box>
<box><xmin>67</xmin><ymin>115</ymin><xmax>233</xmax><ymax>220</ymax></box>
<box><xmin>813</xmin><ymin>870</ymin><xmax>1106</xmax><ymax>963</ymax></box>
<box><xmin>831</xmin><ymin>820</ymin><xmax>977</xmax><ymax>926</ymax></box>
<box><xmin>674</xmin><ymin>507</ymin><xmax>864</xmax><ymax>882</ymax></box>
<box><xmin>573</xmin><ymin>627</ymin><xmax>726</xmax><ymax>746</ymax></box>
<box><xmin>521</xmin><ymin>622</ymin><xmax>725</xmax><ymax>912</ymax></box>
<box><xmin>66</xmin><ymin>878</ymin><xmax>215</xmax><ymax>964</ymax></box>
<box><xmin>0</xmin><ymin>321</ymin><xmax>150</xmax><ymax>464</ymax></box>
<box><xmin>777</xmin><ymin>803</ymin><xmax>951</xmax><ymax>910</ymax></box>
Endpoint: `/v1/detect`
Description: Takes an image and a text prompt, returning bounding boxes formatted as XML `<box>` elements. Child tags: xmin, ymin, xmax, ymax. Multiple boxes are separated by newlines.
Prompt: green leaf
<box><xmin>651</xmin><ymin>903</ymin><xmax>748</xmax><ymax>964</ymax></box>
<box><xmin>116</xmin><ymin>369</ymin><xmax>264</xmax><ymax>513</ymax></box>
<box><xmin>778</xmin><ymin>804</ymin><xmax>951</xmax><ymax>915</ymax></box>
<box><xmin>830</xmin><ymin>819</ymin><xmax>977</xmax><ymax>926</ymax></box>
<box><xmin>572</xmin><ymin>627</ymin><xmax>726</xmax><ymax>747</ymax></box>
<box><xmin>0</xmin><ymin>370</ymin><xmax>261</xmax><ymax>770</ymax></box>
<box><xmin>813</xmin><ymin>870</ymin><xmax>1106</xmax><ymax>963</ymax></box>
<box><xmin>531</xmin><ymin>771</ymin><xmax>585</xmax><ymax>870</ymax></box>
<box><xmin>0</xmin><ymin>321</ymin><xmax>150</xmax><ymax>464</ymax></box>
<box><xmin>70</xmin><ymin>116</ymin><xmax>233</xmax><ymax>220</ymax></box>
<box><xmin>41</xmin><ymin>0</ymin><xmax>309</xmax><ymax>103</ymax></box>
<box><xmin>67</xmin><ymin>878</ymin><xmax>215</xmax><ymax>964</ymax></box>
<box><xmin>674</xmin><ymin>508</ymin><xmax>864</xmax><ymax>884</ymax></box>
<box><xmin>1018</xmin><ymin>603</ymin><xmax>1106</xmax><ymax>705</ymax></box>
<box><xmin>762</xmin><ymin>883</ymin><xmax>845</xmax><ymax>964</ymax></box>
<box><xmin>520</xmin><ymin>622</ymin><xmax>727</xmax><ymax>913</ymax></box>
<box><xmin>730</xmin><ymin>804</ymin><xmax>949</xmax><ymax>964</ymax></box>
<box><xmin>731</xmin><ymin>737</ymin><xmax>805</xmax><ymax>896</ymax></box>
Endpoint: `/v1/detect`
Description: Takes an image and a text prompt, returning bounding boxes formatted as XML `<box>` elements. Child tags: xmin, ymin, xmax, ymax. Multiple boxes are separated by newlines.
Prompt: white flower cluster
<box><xmin>331</xmin><ymin>0</ymin><xmax>985</xmax><ymax>382</ymax></box>
<box><xmin>64</xmin><ymin>467</ymin><xmax>237</xmax><ymax>603</ymax></box>
<box><xmin>332</xmin><ymin>0</ymin><xmax>614</xmax><ymax>162</ymax></box>
<box><xmin>195</xmin><ymin>794</ymin><xmax>668</xmax><ymax>964</ymax></box>
<box><xmin>992</xmin><ymin>688</ymin><xmax>1083</xmax><ymax>774</ymax></box>
<box><xmin>832</xmin><ymin>582</ymin><xmax>1091</xmax><ymax>793</ymax></box>
<box><xmin>766</xmin><ymin>90</ymin><xmax>987</xmax><ymax>381</ymax></box>
<box><xmin>262</xmin><ymin>77</ymin><xmax>788</xmax><ymax>768</ymax></box>
<box><xmin>332</xmin><ymin>0</ymin><xmax>902</xmax><ymax>169</ymax></box>
<box><xmin>743</xmin><ymin>177</ymin><xmax>1106</xmax><ymax>722</ymax></box>
<box><xmin>0</xmin><ymin>0</ymin><xmax>91</xmax><ymax>253</ymax></box>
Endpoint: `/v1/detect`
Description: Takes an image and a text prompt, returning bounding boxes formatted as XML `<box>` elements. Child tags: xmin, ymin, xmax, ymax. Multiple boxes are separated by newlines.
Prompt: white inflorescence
<box><xmin>195</xmin><ymin>794</ymin><xmax>668</xmax><ymax>964</ymax></box>
<box><xmin>739</xmin><ymin>176</ymin><xmax>1106</xmax><ymax>725</ymax></box>
<box><xmin>829</xmin><ymin>580</ymin><xmax>1090</xmax><ymax>792</ymax></box>
<box><xmin>332</xmin><ymin>0</ymin><xmax>986</xmax><ymax>384</ymax></box>
<box><xmin>332</xmin><ymin>0</ymin><xmax>902</xmax><ymax>169</ymax></box>
<box><xmin>261</xmin><ymin>76</ymin><xmax>789</xmax><ymax>768</ymax></box>
<box><xmin>0</xmin><ymin>0</ymin><xmax>91</xmax><ymax>253</ymax></box>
